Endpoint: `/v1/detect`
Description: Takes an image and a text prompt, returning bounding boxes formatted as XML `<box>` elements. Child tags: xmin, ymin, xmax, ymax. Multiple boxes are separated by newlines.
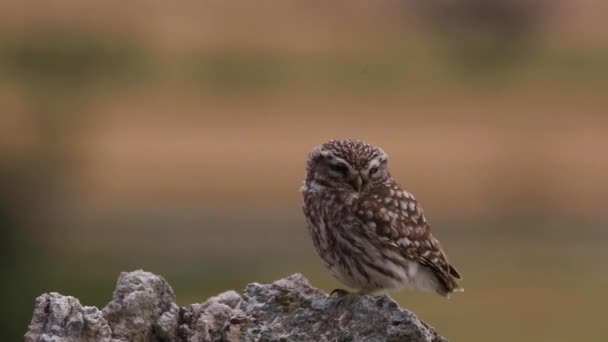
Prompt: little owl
<box><xmin>301</xmin><ymin>139</ymin><xmax>462</xmax><ymax>297</ymax></box>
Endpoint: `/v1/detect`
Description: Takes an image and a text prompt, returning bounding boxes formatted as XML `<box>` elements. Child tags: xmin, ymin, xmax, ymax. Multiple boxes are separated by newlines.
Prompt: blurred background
<box><xmin>1</xmin><ymin>1</ymin><xmax>607</xmax><ymax>341</ymax></box>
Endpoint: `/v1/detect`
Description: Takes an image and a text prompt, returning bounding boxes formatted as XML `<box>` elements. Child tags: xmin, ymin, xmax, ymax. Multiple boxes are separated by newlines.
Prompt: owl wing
<box><xmin>353</xmin><ymin>183</ymin><xmax>462</xmax><ymax>294</ymax></box>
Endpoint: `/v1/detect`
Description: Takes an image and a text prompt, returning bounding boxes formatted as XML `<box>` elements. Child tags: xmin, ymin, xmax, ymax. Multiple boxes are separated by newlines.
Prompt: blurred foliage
<box><xmin>0</xmin><ymin>164</ymin><xmax>50</xmax><ymax>341</ymax></box>
<box><xmin>0</xmin><ymin>30</ymin><xmax>145</xmax><ymax>88</ymax></box>
<box><xmin>1</xmin><ymin>28</ymin><xmax>605</xmax><ymax>97</ymax></box>
<box><xmin>411</xmin><ymin>0</ymin><xmax>551</xmax><ymax>76</ymax></box>
<box><xmin>190</xmin><ymin>48</ymin><xmax>290</xmax><ymax>91</ymax></box>
<box><xmin>417</xmin><ymin>0</ymin><xmax>549</xmax><ymax>40</ymax></box>
<box><xmin>0</xmin><ymin>30</ymin><xmax>144</xmax><ymax>341</ymax></box>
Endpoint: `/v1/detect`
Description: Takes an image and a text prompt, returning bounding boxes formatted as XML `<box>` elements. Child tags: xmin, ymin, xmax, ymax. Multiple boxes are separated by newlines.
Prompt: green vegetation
<box><xmin>1</xmin><ymin>31</ymin><xmax>606</xmax><ymax>96</ymax></box>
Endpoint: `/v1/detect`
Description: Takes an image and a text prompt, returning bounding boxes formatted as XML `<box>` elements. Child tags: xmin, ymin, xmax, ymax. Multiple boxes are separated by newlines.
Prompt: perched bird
<box><xmin>301</xmin><ymin>139</ymin><xmax>462</xmax><ymax>297</ymax></box>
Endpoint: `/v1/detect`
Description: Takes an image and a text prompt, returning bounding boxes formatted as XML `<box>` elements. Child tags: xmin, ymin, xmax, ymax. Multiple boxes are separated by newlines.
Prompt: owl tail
<box><xmin>418</xmin><ymin>255</ymin><xmax>463</xmax><ymax>297</ymax></box>
<box><xmin>437</xmin><ymin>264</ymin><xmax>463</xmax><ymax>297</ymax></box>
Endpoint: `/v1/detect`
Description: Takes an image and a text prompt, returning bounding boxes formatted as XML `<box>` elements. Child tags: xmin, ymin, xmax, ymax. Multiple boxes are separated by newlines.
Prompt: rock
<box><xmin>102</xmin><ymin>271</ymin><xmax>179</xmax><ymax>341</ymax></box>
<box><xmin>25</xmin><ymin>293</ymin><xmax>112</xmax><ymax>342</ymax></box>
<box><xmin>26</xmin><ymin>270</ymin><xmax>447</xmax><ymax>342</ymax></box>
<box><xmin>238</xmin><ymin>274</ymin><xmax>446</xmax><ymax>342</ymax></box>
<box><xmin>177</xmin><ymin>290</ymin><xmax>243</xmax><ymax>342</ymax></box>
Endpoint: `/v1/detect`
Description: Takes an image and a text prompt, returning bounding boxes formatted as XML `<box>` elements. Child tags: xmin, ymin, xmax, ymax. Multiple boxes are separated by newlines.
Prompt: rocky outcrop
<box><xmin>25</xmin><ymin>270</ymin><xmax>446</xmax><ymax>342</ymax></box>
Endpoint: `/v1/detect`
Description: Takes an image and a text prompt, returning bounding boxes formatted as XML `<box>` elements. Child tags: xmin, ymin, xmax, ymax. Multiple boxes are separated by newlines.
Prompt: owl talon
<box><xmin>329</xmin><ymin>288</ymin><xmax>350</xmax><ymax>297</ymax></box>
<box><xmin>328</xmin><ymin>289</ymin><xmax>359</xmax><ymax>308</ymax></box>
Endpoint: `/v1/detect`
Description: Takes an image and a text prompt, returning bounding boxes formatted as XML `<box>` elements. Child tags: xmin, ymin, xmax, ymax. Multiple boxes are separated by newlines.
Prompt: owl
<box><xmin>301</xmin><ymin>139</ymin><xmax>462</xmax><ymax>297</ymax></box>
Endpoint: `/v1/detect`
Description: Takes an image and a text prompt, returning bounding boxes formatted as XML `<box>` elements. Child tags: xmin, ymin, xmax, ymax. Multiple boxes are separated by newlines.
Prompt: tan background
<box><xmin>1</xmin><ymin>1</ymin><xmax>607</xmax><ymax>341</ymax></box>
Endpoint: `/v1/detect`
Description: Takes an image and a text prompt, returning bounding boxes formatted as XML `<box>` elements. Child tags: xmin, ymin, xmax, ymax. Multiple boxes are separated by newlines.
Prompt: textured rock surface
<box><xmin>26</xmin><ymin>270</ymin><xmax>447</xmax><ymax>342</ymax></box>
<box><xmin>25</xmin><ymin>293</ymin><xmax>112</xmax><ymax>342</ymax></box>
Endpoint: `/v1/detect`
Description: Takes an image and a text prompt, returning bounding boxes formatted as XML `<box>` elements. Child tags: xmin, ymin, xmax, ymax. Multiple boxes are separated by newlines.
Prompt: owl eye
<box><xmin>329</xmin><ymin>163</ymin><xmax>349</xmax><ymax>176</ymax></box>
<box><xmin>369</xmin><ymin>166</ymin><xmax>379</xmax><ymax>176</ymax></box>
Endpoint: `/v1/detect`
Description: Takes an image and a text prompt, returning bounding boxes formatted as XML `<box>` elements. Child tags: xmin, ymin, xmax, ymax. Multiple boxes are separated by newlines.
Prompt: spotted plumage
<box><xmin>301</xmin><ymin>139</ymin><xmax>462</xmax><ymax>296</ymax></box>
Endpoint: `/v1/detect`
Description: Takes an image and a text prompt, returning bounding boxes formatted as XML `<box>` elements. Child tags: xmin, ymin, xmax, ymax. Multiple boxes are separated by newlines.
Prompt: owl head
<box><xmin>305</xmin><ymin>139</ymin><xmax>389</xmax><ymax>192</ymax></box>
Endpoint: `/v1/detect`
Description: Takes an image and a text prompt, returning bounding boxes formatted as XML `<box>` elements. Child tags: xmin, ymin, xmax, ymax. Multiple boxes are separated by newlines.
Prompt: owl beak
<box><xmin>353</xmin><ymin>175</ymin><xmax>363</xmax><ymax>192</ymax></box>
